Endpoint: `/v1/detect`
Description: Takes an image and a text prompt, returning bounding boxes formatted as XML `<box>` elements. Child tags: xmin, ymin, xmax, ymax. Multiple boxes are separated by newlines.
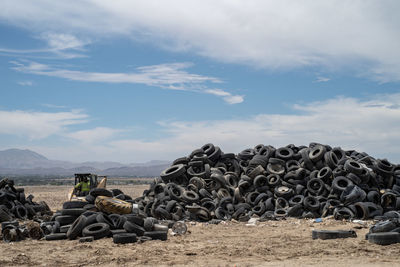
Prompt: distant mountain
<box><xmin>0</xmin><ymin>148</ymin><xmax>170</xmax><ymax>177</ymax></box>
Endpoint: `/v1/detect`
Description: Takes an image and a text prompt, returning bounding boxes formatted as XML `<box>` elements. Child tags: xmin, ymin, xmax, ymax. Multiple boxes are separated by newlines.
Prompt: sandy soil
<box><xmin>0</xmin><ymin>185</ymin><xmax>399</xmax><ymax>266</ymax></box>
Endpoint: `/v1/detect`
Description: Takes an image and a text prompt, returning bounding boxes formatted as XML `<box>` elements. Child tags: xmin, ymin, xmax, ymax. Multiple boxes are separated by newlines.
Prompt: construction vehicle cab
<box><xmin>68</xmin><ymin>173</ymin><xmax>107</xmax><ymax>201</ymax></box>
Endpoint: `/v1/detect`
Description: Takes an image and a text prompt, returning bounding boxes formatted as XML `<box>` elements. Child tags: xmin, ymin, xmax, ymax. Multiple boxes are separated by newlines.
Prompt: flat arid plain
<box><xmin>0</xmin><ymin>184</ymin><xmax>399</xmax><ymax>267</ymax></box>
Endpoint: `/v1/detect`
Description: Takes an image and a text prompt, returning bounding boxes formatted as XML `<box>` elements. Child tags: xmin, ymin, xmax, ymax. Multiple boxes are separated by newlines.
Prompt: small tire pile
<box><xmin>45</xmin><ymin>187</ymin><xmax>171</xmax><ymax>243</ymax></box>
<box><xmin>132</xmin><ymin>143</ymin><xmax>400</xmax><ymax>222</ymax></box>
<box><xmin>366</xmin><ymin>219</ymin><xmax>400</xmax><ymax>245</ymax></box>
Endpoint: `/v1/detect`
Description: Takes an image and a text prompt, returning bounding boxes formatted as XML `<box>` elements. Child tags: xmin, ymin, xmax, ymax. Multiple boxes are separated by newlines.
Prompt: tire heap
<box><xmin>367</xmin><ymin>219</ymin><xmax>400</xmax><ymax>245</ymax></box>
<box><xmin>0</xmin><ymin>178</ymin><xmax>52</xmax><ymax>242</ymax></box>
<box><xmin>45</xmin><ymin>188</ymin><xmax>170</xmax><ymax>243</ymax></box>
<box><xmin>134</xmin><ymin>143</ymin><xmax>400</xmax><ymax>222</ymax></box>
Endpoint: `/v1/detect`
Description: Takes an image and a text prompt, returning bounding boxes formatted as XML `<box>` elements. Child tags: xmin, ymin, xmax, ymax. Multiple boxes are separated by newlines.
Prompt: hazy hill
<box><xmin>0</xmin><ymin>149</ymin><xmax>170</xmax><ymax>177</ymax></box>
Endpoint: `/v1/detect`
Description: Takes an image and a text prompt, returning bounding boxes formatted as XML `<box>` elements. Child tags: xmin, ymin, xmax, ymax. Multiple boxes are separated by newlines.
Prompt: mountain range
<box><xmin>0</xmin><ymin>149</ymin><xmax>170</xmax><ymax>177</ymax></box>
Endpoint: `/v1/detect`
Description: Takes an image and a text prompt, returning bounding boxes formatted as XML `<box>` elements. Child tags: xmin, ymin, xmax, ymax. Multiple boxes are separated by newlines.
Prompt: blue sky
<box><xmin>0</xmin><ymin>1</ymin><xmax>400</xmax><ymax>163</ymax></box>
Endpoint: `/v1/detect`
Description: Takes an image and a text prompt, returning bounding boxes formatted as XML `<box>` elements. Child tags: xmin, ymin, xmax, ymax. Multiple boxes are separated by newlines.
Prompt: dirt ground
<box><xmin>0</xmin><ymin>185</ymin><xmax>399</xmax><ymax>266</ymax></box>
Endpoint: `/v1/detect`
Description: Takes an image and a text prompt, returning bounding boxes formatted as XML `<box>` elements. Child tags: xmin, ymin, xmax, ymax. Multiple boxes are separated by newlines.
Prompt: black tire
<box><xmin>344</xmin><ymin>160</ymin><xmax>364</xmax><ymax>175</ymax></box>
<box><xmin>332</xmin><ymin>176</ymin><xmax>353</xmax><ymax>193</ymax></box>
<box><xmin>289</xmin><ymin>195</ymin><xmax>304</xmax><ymax>206</ymax></box>
<box><xmin>370</xmin><ymin>221</ymin><xmax>397</xmax><ymax>233</ymax></box>
<box><xmin>1</xmin><ymin>220</ymin><xmax>18</xmax><ymax>230</ymax></box>
<box><xmin>83</xmin><ymin>204</ymin><xmax>96</xmax><ymax>211</ymax></box>
<box><xmin>182</xmin><ymin>190</ymin><xmax>199</xmax><ymax>203</ymax></box>
<box><xmin>275</xmin><ymin>147</ymin><xmax>294</xmax><ymax>160</ymax></box>
<box><xmin>45</xmin><ymin>233</ymin><xmax>67</xmax><ymax>241</ymax></box>
<box><xmin>82</xmin><ymin>223</ymin><xmax>110</xmax><ymax>240</ymax></box>
<box><xmin>368</xmin><ymin>232</ymin><xmax>400</xmax><ymax>245</ymax></box>
<box><xmin>124</xmin><ymin>214</ymin><xmax>145</xmax><ymax>226</ymax></box>
<box><xmin>61</xmin><ymin>208</ymin><xmax>85</xmax><ymax>216</ymax></box>
<box><xmin>303</xmin><ymin>196</ymin><xmax>320</xmax><ymax>212</ymax></box>
<box><xmin>14</xmin><ymin>205</ymin><xmax>27</xmax><ymax>219</ymax></box>
<box><xmin>85</xmin><ymin>194</ymin><xmax>96</xmax><ymax>204</ymax></box>
<box><xmin>60</xmin><ymin>225</ymin><xmax>71</xmax><ymax>233</ymax></box>
<box><xmin>274</xmin><ymin>186</ymin><xmax>294</xmax><ymax>200</ymax></box>
<box><xmin>63</xmin><ymin>201</ymin><xmax>87</xmax><ymax>209</ymax></box>
<box><xmin>111</xmin><ymin>229</ymin><xmax>127</xmax><ymax>236</ymax></box>
<box><xmin>111</xmin><ymin>189</ymin><xmax>124</xmax><ymax>197</ymax></box>
<box><xmin>143</xmin><ymin>217</ymin><xmax>156</xmax><ymax>231</ymax></box>
<box><xmin>96</xmin><ymin>213</ymin><xmax>115</xmax><ymax>229</ymax></box>
<box><xmin>67</xmin><ymin>215</ymin><xmax>88</xmax><ymax>240</ymax></box>
<box><xmin>312</xmin><ymin>230</ymin><xmax>357</xmax><ymax>240</ymax></box>
<box><xmin>113</xmin><ymin>233</ymin><xmax>137</xmax><ymax>244</ymax></box>
<box><xmin>144</xmin><ymin>231</ymin><xmax>168</xmax><ymax>241</ymax></box>
<box><xmin>55</xmin><ymin>215</ymin><xmax>78</xmax><ymax>226</ymax></box>
<box><xmin>123</xmin><ymin>221</ymin><xmax>145</xmax><ymax>236</ymax></box>
<box><xmin>0</xmin><ymin>206</ymin><xmax>12</xmax><ymax>222</ymax></box>
<box><xmin>89</xmin><ymin>188</ymin><xmax>113</xmax><ymax>198</ymax></box>
<box><xmin>309</xmin><ymin>145</ymin><xmax>326</xmax><ymax>163</ymax></box>
<box><xmin>160</xmin><ymin>164</ymin><xmax>186</xmax><ymax>183</ymax></box>
<box><xmin>79</xmin><ymin>236</ymin><xmax>94</xmax><ymax>242</ymax></box>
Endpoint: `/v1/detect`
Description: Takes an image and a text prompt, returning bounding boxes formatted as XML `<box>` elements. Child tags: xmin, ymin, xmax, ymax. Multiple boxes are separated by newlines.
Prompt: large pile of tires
<box><xmin>134</xmin><ymin>143</ymin><xmax>400</xmax><ymax>222</ymax></box>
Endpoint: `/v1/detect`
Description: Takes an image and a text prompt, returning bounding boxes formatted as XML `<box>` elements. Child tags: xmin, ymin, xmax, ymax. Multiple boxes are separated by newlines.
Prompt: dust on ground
<box><xmin>0</xmin><ymin>185</ymin><xmax>398</xmax><ymax>266</ymax></box>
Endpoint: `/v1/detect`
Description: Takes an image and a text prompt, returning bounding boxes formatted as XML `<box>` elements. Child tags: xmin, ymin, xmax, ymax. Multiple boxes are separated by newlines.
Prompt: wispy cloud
<box><xmin>42</xmin><ymin>103</ymin><xmax>67</xmax><ymax>109</ymax></box>
<box><xmin>314</xmin><ymin>76</ymin><xmax>330</xmax><ymax>83</ymax></box>
<box><xmin>0</xmin><ymin>33</ymin><xmax>89</xmax><ymax>59</ymax></box>
<box><xmin>17</xmin><ymin>80</ymin><xmax>33</xmax><ymax>86</ymax></box>
<box><xmin>11</xmin><ymin>61</ymin><xmax>244</xmax><ymax>104</ymax></box>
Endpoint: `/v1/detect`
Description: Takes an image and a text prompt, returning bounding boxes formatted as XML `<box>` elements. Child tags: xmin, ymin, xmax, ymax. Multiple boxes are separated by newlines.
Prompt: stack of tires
<box><xmin>45</xmin><ymin>188</ymin><xmax>169</xmax><ymax>243</ymax></box>
<box><xmin>133</xmin><ymin>143</ymin><xmax>400</xmax><ymax>222</ymax></box>
<box><xmin>367</xmin><ymin>220</ymin><xmax>400</xmax><ymax>245</ymax></box>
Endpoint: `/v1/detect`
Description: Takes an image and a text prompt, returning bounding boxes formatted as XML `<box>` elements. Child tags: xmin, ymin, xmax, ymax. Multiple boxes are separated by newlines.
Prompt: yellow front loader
<box><xmin>67</xmin><ymin>173</ymin><xmax>107</xmax><ymax>201</ymax></box>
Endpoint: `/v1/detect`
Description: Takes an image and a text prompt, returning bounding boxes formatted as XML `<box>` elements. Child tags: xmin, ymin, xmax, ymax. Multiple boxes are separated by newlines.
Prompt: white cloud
<box><xmin>1</xmin><ymin>1</ymin><xmax>400</xmax><ymax>81</ymax></box>
<box><xmin>314</xmin><ymin>77</ymin><xmax>330</xmax><ymax>83</ymax></box>
<box><xmin>205</xmin><ymin>89</ymin><xmax>244</xmax><ymax>104</ymax></box>
<box><xmin>17</xmin><ymin>81</ymin><xmax>33</xmax><ymax>86</ymax></box>
<box><xmin>0</xmin><ymin>109</ymin><xmax>88</xmax><ymax>139</ymax></box>
<box><xmin>12</xmin><ymin>61</ymin><xmax>244</xmax><ymax>104</ymax></box>
<box><xmin>66</xmin><ymin>127</ymin><xmax>122</xmax><ymax>144</ymax></box>
<box><xmin>18</xmin><ymin>93</ymin><xmax>400</xmax><ymax>163</ymax></box>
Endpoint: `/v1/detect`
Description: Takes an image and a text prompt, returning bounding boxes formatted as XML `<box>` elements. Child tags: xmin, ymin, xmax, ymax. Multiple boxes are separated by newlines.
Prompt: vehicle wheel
<box><xmin>113</xmin><ymin>233</ymin><xmax>137</xmax><ymax>244</ymax></box>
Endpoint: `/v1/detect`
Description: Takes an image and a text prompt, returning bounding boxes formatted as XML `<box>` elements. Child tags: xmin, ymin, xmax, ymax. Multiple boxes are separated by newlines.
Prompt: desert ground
<box><xmin>0</xmin><ymin>184</ymin><xmax>399</xmax><ymax>266</ymax></box>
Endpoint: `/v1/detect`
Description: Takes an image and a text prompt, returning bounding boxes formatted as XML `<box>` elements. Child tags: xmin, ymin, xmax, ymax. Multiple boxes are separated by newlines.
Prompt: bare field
<box><xmin>0</xmin><ymin>185</ymin><xmax>399</xmax><ymax>266</ymax></box>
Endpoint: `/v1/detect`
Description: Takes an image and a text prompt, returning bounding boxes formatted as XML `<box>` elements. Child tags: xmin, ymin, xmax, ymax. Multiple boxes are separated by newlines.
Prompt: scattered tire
<box><xmin>144</xmin><ymin>231</ymin><xmax>168</xmax><ymax>241</ymax></box>
<box><xmin>312</xmin><ymin>230</ymin><xmax>357</xmax><ymax>240</ymax></box>
<box><xmin>45</xmin><ymin>233</ymin><xmax>67</xmax><ymax>241</ymax></box>
<box><xmin>113</xmin><ymin>233</ymin><xmax>137</xmax><ymax>244</ymax></box>
<box><xmin>368</xmin><ymin>232</ymin><xmax>400</xmax><ymax>245</ymax></box>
